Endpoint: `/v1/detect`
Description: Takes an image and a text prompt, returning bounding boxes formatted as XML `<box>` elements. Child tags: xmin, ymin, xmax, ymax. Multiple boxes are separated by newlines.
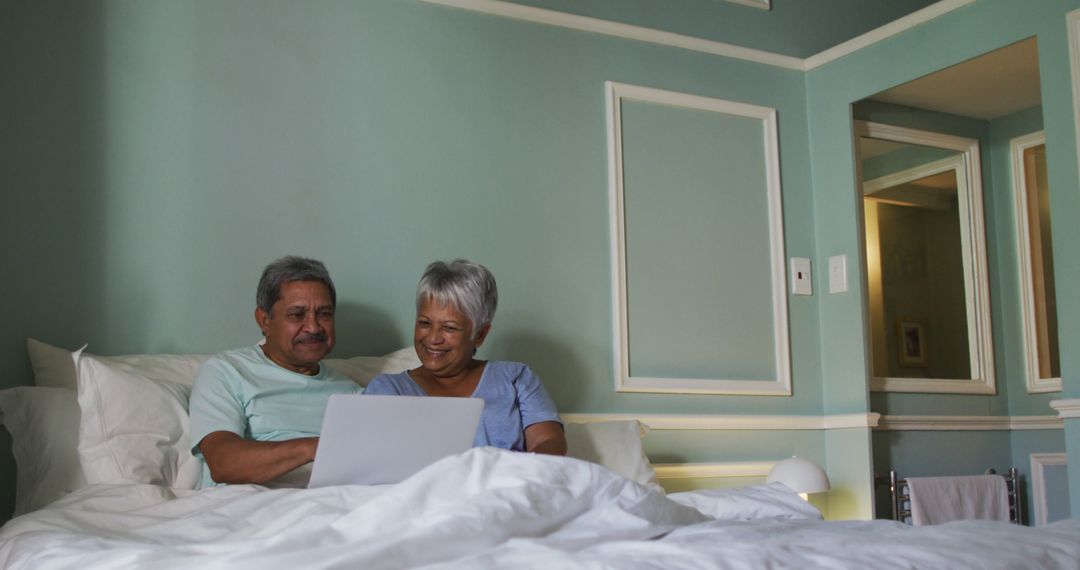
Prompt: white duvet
<box><xmin>1</xmin><ymin>448</ymin><xmax>1078</xmax><ymax>569</ymax></box>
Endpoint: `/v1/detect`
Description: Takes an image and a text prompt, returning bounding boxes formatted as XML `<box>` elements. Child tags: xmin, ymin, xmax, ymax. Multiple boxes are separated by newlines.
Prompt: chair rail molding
<box><xmin>1050</xmin><ymin>398</ymin><xmax>1080</xmax><ymax>419</ymax></box>
<box><xmin>875</xmin><ymin>415</ymin><xmax>1063</xmax><ymax>431</ymax></box>
<box><xmin>563</xmin><ymin>413</ymin><xmax>880</xmax><ymax>431</ymax></box>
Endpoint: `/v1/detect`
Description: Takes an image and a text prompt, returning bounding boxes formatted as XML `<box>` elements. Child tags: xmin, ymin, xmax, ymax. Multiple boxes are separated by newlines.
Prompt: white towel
<box><xmin>906</xmin><ymin>474</ymin><xmax>1010</xmax><ymax>525</ymax></box>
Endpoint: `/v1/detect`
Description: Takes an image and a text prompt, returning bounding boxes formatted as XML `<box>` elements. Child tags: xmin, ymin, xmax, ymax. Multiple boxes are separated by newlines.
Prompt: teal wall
<box><xmin>1</xmin><ymin>0</ymin><xmax>826</xmax><ymax>519</ymax></box>
<box><xmin>807</xmin><ymin>0</ymin><xmax>1080</xmax><ymax>516</ymax></box>
<box><xmin>3</xmin><ymin>0</ymin><xmax>1079</xmax><ymax>522</ymax></box>
<box><xmin>1</xmin><ymin>0</ymin><xmax>822</xmax><ymax>411</ymax></box>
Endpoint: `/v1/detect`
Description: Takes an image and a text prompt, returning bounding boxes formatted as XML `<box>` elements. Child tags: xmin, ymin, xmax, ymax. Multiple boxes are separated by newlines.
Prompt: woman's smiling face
<box><xmin>413</xmin><ymin>297</ymin><xmax>489</xmax><ymax>378</ymax></box>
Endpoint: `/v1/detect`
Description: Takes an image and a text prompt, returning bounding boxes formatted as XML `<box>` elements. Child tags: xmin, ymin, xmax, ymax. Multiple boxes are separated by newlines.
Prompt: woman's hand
<box><xmin>524</xmin><ymin>421</ymin><xmax>567</xmax><ymax>456</ymax></box>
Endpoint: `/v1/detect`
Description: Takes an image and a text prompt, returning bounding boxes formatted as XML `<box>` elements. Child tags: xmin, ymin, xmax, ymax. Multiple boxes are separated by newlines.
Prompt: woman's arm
<box><xmin>524</xmin><ymin>421</ymin><xmax>567</xmax><ymax>456</ymax></box>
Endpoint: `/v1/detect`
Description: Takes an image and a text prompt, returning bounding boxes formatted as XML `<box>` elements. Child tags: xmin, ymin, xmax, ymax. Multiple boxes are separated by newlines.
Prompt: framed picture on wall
<box><xmin>897</xmin><ymin>318</ymin><xmax>927</xmax><ymax>367</ymax></box>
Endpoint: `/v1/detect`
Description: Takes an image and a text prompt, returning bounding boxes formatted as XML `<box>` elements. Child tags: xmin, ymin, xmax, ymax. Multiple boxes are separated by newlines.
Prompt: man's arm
<box><xmin>524</xmin><ymin>421</ymin><xmax>567</xmax><ymax>456</ymax></box>
<box><xmin>198</xmin><ymin>431</ymin><xmax>318</xmax><ymax>485</ymax></box>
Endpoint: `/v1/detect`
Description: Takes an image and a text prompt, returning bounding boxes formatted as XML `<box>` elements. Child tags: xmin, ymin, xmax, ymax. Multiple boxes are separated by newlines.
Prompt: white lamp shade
<box><xmin>766</xmin><ymin>457</ymin><xmax>831</xmax><ymax>494</ymax></box>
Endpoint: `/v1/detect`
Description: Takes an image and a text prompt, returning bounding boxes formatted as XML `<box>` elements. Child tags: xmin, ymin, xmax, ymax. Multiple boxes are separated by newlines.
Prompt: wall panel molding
<box><xmin>1030</xmin><ymin>452</ymin><xmax>1068</xmax><ymax>527</ymax></box>
<box><xmin>606</xmin><ymin>81</ymin><xmax>789</xmax><ymax>396</ymax></box>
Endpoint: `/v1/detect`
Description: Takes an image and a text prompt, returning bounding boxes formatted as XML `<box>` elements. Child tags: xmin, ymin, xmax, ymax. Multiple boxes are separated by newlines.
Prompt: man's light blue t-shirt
<box><xmin>364</xmin><ymin>361</ymin><xmax>560</xmax><ymax>451</ymax></box>
<box><xmin>188</xmin><ymin>344</ymin><xmax>360</xmax><ymax>487</ymax></box>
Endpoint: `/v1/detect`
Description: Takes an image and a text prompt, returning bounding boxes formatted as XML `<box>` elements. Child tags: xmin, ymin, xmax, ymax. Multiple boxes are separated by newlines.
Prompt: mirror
<box><xmin>857</xmin><ymin>121</ymin><xmax>994</xmax><ymax>394</ymax></box>
<box><xmin>1011</xmin><ymin>131</ymin><xmax>1061</xmax><ymax>392</ymax></box>
<box><xmin>853</xmin><ymin>37</ymin><xmax>1044</xmax><ymax>394</ymax></box>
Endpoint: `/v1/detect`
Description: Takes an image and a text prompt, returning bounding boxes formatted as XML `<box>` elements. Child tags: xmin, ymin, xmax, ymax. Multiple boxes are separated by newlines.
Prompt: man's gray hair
<box><xmin>256</xmin><ymin>256</ymin><xmax>336</xmax><ymax>314</ymax></box>
<box><xmin>416</xmin><ymin>259</ymin><xmax>498</xmax><ymax>335</ymax></box>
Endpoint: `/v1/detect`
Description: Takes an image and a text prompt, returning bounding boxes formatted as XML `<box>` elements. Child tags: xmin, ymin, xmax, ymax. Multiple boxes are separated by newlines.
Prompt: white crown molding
<box><xmin>862</xmin><ymin>155</ymin><xmax>963</xmax><ymax>195</ymax></box>
<box><xmin>725</xmin><ymin>0</ymin><xmax>770</xmax><ymax>11</ymax></box>
<box><xmin>876</xmin><ymin>415</ymin><xmax>1063</xmax><ymax>431</ymax></box>
<box><xmin>562</xmin><ymin>412</ymin><xmax>880</xmax><ymax>430</ymax></box>
<box><xmin>654</xmin><ymin>461</ymin><xmax>774</xmax><ymax>479</ymax></box>
<box><xmin>420</xmin><ymin>0</ymin><xmax>803</xmax><ymax>70</ymax></box>
<box><xmin>802</xmin><ymin>0</ymin><xmax>975</xmax><ymax>70</ymax></box>
<box><xmin>1050</xmin><ymin>398</ymin><xmax>1080</xmax><ymax>419</ymax></box>
<box><xmin>419</xmin><ymin>0</ymin><xmax>972</xmax><ymax>72</ymax></box>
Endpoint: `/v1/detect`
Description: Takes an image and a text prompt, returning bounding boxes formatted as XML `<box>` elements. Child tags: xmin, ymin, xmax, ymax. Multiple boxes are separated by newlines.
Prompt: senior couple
<box><xmin>189</xmin><ymin>256</ymin><xmax>566</xmax><ymax>487</ymax></box>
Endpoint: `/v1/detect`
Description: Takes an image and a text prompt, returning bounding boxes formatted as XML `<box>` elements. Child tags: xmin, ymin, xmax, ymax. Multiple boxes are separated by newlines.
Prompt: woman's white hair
<box><xmin>416</xmin><ymin>259</ymin><xmax>498</xmax><ymax>338</ymax></box>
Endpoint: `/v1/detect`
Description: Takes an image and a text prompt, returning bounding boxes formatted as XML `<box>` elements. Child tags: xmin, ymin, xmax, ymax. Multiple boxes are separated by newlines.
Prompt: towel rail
<box><xmin>873</xmin><ymin>468</ymin><xmax>1022</xmax><ymax>525</ymax></box>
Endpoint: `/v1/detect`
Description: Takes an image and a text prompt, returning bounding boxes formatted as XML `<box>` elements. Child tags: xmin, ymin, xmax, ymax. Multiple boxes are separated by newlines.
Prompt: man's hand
<box><xmin>199</xmin><ymin>431</ymin><xmax>319</xmax><ymax>484</ymax></box>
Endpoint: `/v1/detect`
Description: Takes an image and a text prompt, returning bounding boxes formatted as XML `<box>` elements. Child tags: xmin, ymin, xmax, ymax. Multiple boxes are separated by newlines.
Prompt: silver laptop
<box><xmin>308</xmin><ymin>394</ymin><xmax>484</xmax><ymax>487</ymax></box>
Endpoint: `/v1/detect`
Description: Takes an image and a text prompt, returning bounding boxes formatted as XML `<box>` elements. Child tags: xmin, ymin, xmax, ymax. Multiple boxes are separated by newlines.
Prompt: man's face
<box><xmin>256</xmin><ymin>280</ymin><xmax>336</xmax><ymax>375</ymax></box>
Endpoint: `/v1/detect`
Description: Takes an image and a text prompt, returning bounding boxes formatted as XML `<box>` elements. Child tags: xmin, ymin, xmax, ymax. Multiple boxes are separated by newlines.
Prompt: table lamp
<box><xmin>767</xmin><ymin>456</ymin><xmax>831</xmax><ymax>500</ymax></box>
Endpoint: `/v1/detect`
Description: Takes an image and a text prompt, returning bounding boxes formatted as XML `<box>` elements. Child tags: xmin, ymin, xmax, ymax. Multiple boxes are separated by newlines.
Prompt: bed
<box><xmin>1</xmin><ymin>340</ymin><xmax>1078</xmax><ymax>569</ymax></box>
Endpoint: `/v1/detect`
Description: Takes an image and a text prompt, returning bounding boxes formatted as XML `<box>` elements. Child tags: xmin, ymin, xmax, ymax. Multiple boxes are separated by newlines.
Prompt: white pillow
<box><xmin>74</xmin><ymin>349</ymin><xmax>203</xmax><ymax>488</ymax></box>
<box><xmin>70</xmin><ymin>345</ymin><xmax>415</xmax><ymax>488</ymax></box>
<box><xmin>0</xmin><ymin>387</ymin><xmax>88</xmax><ymax>516</ymax></box>
<box><xmin>564</xmin><ymin>420</ymin><xmax>660</xmax><ymax>489</ymax></box>
<box><xmin>667</xmin><ymin>482</ymin><xmax>823</xmax><ymax>521</ymax></box>
<box><xmin>28</xmin><ymin>338</ymin><xmax>209</xmax><ymax>389</ymax></box>
<box><xmin>326</xmin><ymin>346</ymin><xmax>421</xmax><ymax>387</ymax></box>
<box><xmin>26</xmin><ymin>338</ymin><xmax>82</xmax><ymax>390</ymax></box>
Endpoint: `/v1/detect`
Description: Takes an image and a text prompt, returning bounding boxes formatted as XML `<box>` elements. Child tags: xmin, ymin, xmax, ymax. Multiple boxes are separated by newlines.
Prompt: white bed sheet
<box><xmin>1</xmin><ymin>448</ymin><xmax>1078</xmax><ymax>569</ymax></box>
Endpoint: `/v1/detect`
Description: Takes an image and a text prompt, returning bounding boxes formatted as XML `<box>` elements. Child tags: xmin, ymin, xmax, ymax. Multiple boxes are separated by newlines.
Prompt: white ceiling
<box><xmin>869</xmin><ymin>37</ymin><xmax>1042</xmax><ymax>120</ymax></box>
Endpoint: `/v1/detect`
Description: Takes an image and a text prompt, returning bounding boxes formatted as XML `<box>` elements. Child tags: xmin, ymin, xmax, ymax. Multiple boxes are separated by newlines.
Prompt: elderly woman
<box><xmin>365</xmin><ymin>259</ymin><xmax>566</xmax><ymax>455</ymax></box>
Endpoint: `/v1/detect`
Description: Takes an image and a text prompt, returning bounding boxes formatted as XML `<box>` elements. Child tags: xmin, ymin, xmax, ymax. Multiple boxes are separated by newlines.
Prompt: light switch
<box><xmin>791</xmin><ymin>257</ymin><xmax>812</xmax><ymax>296</ymax></box>
<box><xmin>828</xmin><ymin>254</ymin><xmax>847</xmax><ymax>294</ymax></box>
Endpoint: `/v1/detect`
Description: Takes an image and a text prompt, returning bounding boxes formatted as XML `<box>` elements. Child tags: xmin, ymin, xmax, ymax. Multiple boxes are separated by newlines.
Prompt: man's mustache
<box><xmin>295</xmin><ymin>332</ymin><xmax>327</xmax><ymax>344</ymax></box>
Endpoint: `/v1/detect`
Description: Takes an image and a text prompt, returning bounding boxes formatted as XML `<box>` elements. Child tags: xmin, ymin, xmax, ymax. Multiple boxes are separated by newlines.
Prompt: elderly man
<box><xmin>189</xmin><ymin>256</ymin><xmax>359</xmax><ymax>486</ymax></box>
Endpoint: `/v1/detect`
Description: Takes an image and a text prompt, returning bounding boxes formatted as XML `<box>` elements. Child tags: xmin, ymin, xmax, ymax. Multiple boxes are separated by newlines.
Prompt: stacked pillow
<box><xmin>1</xmin><ymin>339</ymin><xmax>661</xmax><ymax>516</ymax></box>
<box><xmin>0</xmin><ymin>340</ymin><xmax>422</xmax><ymax>515</ymax></box>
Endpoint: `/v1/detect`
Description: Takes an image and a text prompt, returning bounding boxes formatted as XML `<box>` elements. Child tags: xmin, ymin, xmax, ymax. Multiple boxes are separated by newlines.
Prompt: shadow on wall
<box><xmin>332</xmin><ymin>301</ymin><xmax>407</xmax><ymax>357</ymax></box>
<box><xmin>486</xmin><ymin>329</ymin><xmax>590</xmax><ymax>412</ymax></box>
<box><xmin>1</xmin><ymin>0</ymin><xmax>109</xmax><ymax>522</ymax></box>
